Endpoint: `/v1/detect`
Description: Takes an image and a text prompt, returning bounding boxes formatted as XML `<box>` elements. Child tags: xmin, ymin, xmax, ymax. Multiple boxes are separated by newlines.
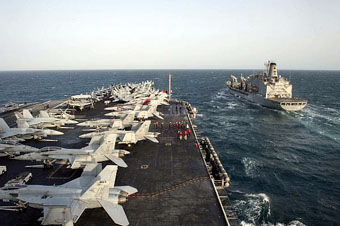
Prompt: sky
<box><xmin>0</xmin><ymin>0</ymin><xmax>339</xmax><ymax>70</ymax></box>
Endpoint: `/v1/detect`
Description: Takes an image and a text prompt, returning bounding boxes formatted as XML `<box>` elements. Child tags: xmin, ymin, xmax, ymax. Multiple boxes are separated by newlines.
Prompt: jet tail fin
<box><xmin>14</xmin><ymin>112</ymin><xmax>23</xmax><ymax>119</ymax></box>
<box><xmin>122</xmin><ymin>111</ymin><xmax>135</xmax><ymax>125</ymax></box>
<box><xmin>88</xmin><ymin>135</ymin><xmax>103</xmax><ymax>147</ymax></box>
<box><xmin>98</xmin><ymin>200</ymin><xmax>129</xmax><ymax>226</ymax></box>
<box><xmin>23</xmin><ymin>109</ymin><xmax>34</xmax><ymax>119</ymax></box>
<box><xmin>134</xmin><ymin>104</ymin><xmax>141</xmax><ymax>111</ymax></box>
<box><xmin>39</xmin><ymin>110</ymin><xmax>50</xmax><ymax>118</ymax></box>
<box><xmin>16</xmin><ymin>119</ymin><xmax>29</xmax><ymax>128</ymax></box>
<box><xmin>135</xmin><ymin>120</ymin><xmax>151</xmax><ymax>136</ymax></box>
<box><xmin>0</xmin><ymin>118</ymin><xmax>10</xmax><ymax>131</ymax></box>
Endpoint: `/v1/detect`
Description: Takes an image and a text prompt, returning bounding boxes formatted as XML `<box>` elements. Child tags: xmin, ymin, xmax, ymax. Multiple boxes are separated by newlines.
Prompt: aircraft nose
<box><xmin>69</xmin><ymin>120</ymin><xmax>78</xmax><ymax>124</ymax></box>
<box><xmin>79</xmin><ymin>134</ymin><xmax>90</xmax><ymax>138</ymax></box>
<box><xmin>77</xmin><ymin>122</ymin><xmax>87</xmax><ymax>126</ymax></box>
<box><xmin>49</xmin><ymin>130</ymin><xmax>64</xmax><ymax>135</ymax></box>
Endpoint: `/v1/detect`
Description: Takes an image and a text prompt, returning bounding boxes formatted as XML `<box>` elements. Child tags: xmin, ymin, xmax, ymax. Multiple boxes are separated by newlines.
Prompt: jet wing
<box><xmin>42</xmin><ymin>206</ymin><xmax>74</xmax><ymax>226</ymax></box>
<box><xmin>98</xmin><ymin>200</ymin><xmax>129</xmax><ymax>226</ymax></box>
<box><xmin>104</xmin><ymin>155</ymin><xmax>127</xmax><ymax>168</ymax></box>
<box><xmin>40</xmin><ymin>198</ymin><xmax>75</xmax><ymax>225</ymax></box>
<box><xmin>70</xmin><ymin>199</ymin><xmax>87</xmax><ymax>223</ymax></box>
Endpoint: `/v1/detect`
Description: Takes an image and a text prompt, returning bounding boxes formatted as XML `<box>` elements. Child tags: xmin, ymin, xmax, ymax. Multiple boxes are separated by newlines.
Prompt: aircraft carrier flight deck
<box><xmin>0</xmin><ymin>81</ymin><xmax>238</xmax><ymax>226</ymax></box>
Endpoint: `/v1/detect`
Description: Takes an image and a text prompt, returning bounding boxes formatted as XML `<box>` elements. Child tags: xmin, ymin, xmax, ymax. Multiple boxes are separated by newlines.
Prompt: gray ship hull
<box><xmin>227</xmin><ymin>86</ymin><xmax>307</xmax><ymax>111</ymax></box>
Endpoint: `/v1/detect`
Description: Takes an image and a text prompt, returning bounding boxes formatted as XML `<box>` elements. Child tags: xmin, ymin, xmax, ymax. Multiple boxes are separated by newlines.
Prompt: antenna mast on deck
<box><xmin>168</xmin><ymin>72</ymin><xmax>172</xmax><ymax>100</ymax></box>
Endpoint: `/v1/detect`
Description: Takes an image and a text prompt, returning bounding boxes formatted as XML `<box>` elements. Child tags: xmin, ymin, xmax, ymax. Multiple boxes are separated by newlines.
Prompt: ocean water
<box><xmin>0</xmin><ymin>70</ymin><xmax>339</xmax><ymax>226</ymax></box>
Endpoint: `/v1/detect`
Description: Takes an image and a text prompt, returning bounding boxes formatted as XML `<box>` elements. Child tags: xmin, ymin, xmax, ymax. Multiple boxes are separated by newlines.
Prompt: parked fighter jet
<box><xmin>0</xmin><ymin>140</ymin><xmax>39</xmax><ymax>157</ymax></box>
<box><xmin>80</xmin><ymin>120</ymin><xmax>160</xmax><ymax>144</ymax></box>
<box><xmin>0</xmin><ymin>164</ymin><xmax>137</xmax><ymax>226</ymax></box>
<box><xmin>77</xmin><ymin>112</ymin><xmax>136</xmax><ymax>129</ymax></box>
<box><xmin>48</xmin><ymin>109</ymin><xmax>76</xmax><ymax>120</ymax></box>
<box><xmin>104</xmin><ymin>104</ymin><xmax>137</xmax><ymax>112</ymax></box>
<box><xmin>110</xmin><ymin>81</ymin><xmax>155</xmax><ymax>102</ymax></box>
<box><xmin>15</xmin><ymin>109</ymin><xmax>78</xmax><ymax>128</ymax></box>
<box><xmin>117</xmin><ymin>120</ymin><xmax>160</xmax><ymax>144</ymax></box>
<box><xmin>105</xmin><ymin>104</ymin><xmax>163</xmax><ymax>120</ymax></box>
<box><xmin>39</xmin><ymin>110</ymin><xmax>78</xmax><ymax>125</ymax></box>
<box><xmin>15</xmin><ymin>134</ymin><xmax>128</xmax><ymax>168</ymax></box>
<box><xmin>0</xmin><ymin>118</ymin><xmax>63</xmax><ymax>140</ymax></box>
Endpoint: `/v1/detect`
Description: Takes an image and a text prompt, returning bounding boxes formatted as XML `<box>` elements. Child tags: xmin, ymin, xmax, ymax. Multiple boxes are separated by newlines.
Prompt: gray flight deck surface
<box><xmin>0</xmin><ymin>101</ymin><xmax>227</xmax><ymax>226</ymax></box>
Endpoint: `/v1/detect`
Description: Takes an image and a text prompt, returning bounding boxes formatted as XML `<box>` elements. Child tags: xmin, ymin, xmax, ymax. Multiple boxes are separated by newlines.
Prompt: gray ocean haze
<box><xmin>0</xmin><ymin>70</ymin><xmax>339</xmax><ymax>226</ymax></box>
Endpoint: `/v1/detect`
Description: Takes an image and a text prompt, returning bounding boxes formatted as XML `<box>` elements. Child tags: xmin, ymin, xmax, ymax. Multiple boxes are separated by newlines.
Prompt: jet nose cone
<box><xmin>48</xmin><ymin>130</ymin><xmax>64</xmax><ymax>135</ymax></box>
<box><xmin>68</xmin><ymin>120</ymin><xmax>79</xmax><ymax>124</ymax></box>
<box><xmin>79</xmin><ymin>134</ymin><xmax>90</xmax><ymax>138</ymax></box>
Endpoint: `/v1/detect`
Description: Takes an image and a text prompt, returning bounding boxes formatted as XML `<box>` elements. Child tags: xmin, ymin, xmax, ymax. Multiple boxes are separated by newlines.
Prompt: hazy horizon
<box><xmin>1</xmin><ymin>0</ymin><xmax>339</xmax><ymax>71</ymax></box>
<box><xmin>1</xmin><ymin>68</ymin><xmax>339</xmax><ymax>73</ymax></box>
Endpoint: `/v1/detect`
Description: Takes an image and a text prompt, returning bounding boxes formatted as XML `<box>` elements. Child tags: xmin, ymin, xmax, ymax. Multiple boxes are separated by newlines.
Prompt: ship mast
<box><xmin>168</xmin><ymin>72</ymin><xmax>172</xmax><ymax>101</ymax></box>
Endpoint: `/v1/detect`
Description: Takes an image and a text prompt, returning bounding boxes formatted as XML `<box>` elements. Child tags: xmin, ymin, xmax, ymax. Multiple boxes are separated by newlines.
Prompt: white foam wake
<box><xmin>288</xmin><ymin>104</ymin><xmax>340</xmax><ymax>141</ymax></box>
<box><xmin>242</xmin><ymin>157</ymin><xmax>262</xmax><ymax>178</ymax></box>
<box><xmin>234</xmin><ymin>192</ymin><xmax>271</xmax><ymax>225</ymax></box>
<box><xmin>235</xmin><ymin>192</ymin><xmax>306</xmax><ymax>226</ymax></box>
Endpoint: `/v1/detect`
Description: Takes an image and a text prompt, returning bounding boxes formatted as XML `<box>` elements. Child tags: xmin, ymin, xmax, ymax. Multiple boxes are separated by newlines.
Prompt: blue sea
<box><xmin>0</xmin><ymin>70</ymin><xmax>339</xmax><ymax>226</ymax></box>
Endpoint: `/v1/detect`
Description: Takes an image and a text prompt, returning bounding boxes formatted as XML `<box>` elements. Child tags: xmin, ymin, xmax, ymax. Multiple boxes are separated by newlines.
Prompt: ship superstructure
<box><xmin>226</xmin><ymin>61</ymin><xmax>307</xmax><ymax>111</ymax></box>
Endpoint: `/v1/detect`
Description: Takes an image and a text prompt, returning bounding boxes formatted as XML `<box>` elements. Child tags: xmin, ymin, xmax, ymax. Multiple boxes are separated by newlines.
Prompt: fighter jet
<box><xmin>48</xmin><ymin>109</ymin><xmax>76</xmax><ymax>120</ymax></box>
<box><xmin>0</xmin><ymin>118</ymin><xmax>63</xmax><ymax>140</ymax></box>
<box><xmin>0</xmin><ymin>164</ymin><xmax>137</xmax><ymax>226</ymax></box>
<box><xmin>0</xmin><ymin>140</ymin><xmax>39</xmax><ymax>157</ymax></box>
<box><xmin>104</xmin><ymin>104</ymin><xmax>137</xmax><ymax>112</ymax></box>
<box><xmin>15</xmin><ymin>134</ymin><xmax>129</xmax><ymax>168</ymax></box>
<box><xmin>15</xmin><ymin>109</ymin><xmax>78</xmax><ymax>128</ymax></box>
<box><xmin>80</xmin><ymin>120</ymin><xmax>160</xmax><ymax>144</ymax></box>
<box><xmin>77</xmin><ymin>111</ymin><xmax>136</xmax><ymax>129</ymax></box>
<box><xmin>105</xmin><ymin>104</ymin><xmax>163</xmax><ymax>120</ymax></box>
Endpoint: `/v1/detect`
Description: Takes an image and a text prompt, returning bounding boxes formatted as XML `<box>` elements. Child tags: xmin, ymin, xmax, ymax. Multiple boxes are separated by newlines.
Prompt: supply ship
<box><xmin>226</xmin><ymin>61</ymin><xmax>307</xmax><ymax>111</ymax></box>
